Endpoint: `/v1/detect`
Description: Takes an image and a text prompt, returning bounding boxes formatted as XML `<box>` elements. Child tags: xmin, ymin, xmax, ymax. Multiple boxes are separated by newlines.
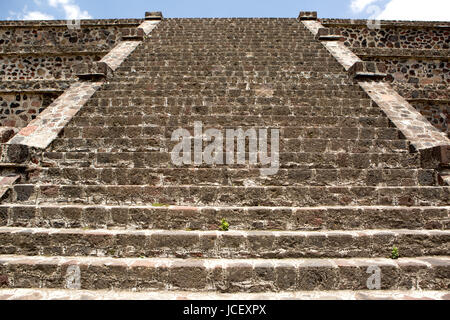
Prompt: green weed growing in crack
<box><xmin>152</xmin><ymin>203</ymin><xmax>169</xmax><ymax>207</ymax></box>
<box><xmin>219</xmin><ymin>219</ymin><xmax>230</xmax><ymax>231</ymax></box>
<box><xmin>391</xmin><ymin>246</ymin><xmax>399</xmax><ymax>259</ymax></box>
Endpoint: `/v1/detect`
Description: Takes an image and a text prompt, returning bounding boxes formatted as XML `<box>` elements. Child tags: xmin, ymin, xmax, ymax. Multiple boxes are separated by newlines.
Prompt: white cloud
<box><xmin>6</xmin><ymin>0</ymin><xmax>92</xmax><ymax>20</ymax></box>
<box><xmin>6</xmin><ymin>5</ymin><xmax>54</xmax><ymax>20</ymax></box>
<box><xmin>350</xmin><ymin>0</ymin><xmax>380</xmax><ymax>13</ymax></box>
<box><xmin>48</xmin><ymin>0</ymin><xmax>92</xmax><ymax>19</ymax></box>
<box><xmin>23</xmin><ymin>11</ymin><xmax>55</xmax><ymax>20</ymax></box>
<box><xmin>350</xmin><ymin>0</ymin><xmax>450</xmax><ymax>21</ymax></box>
<box><xmin>376</xmin><ymin>0</ymin><xmax>450</xmax><ymax>21</ymax></box>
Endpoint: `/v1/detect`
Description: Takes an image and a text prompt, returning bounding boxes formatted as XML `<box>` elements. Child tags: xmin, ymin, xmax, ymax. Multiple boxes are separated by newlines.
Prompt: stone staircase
<box><xmin>0</xmin><ymin>18</ymin><xmax>449</xmax><ymax>297</ymax></box>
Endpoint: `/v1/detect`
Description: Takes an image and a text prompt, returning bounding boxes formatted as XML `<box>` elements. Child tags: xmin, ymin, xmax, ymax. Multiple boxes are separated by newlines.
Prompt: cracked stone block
<box><xmin>1</xmin><ymin>144</ymin><xmax>30</xmax><ymax>164</ymax></box>
<box><xmin>121</xmin><ymin>28</ymin><xmax>145</xmax><ymax>41</ymax></box>
<box><xmin>349</xmin><ymin>61</ymin><xmax>387</xmax><ymax>79</ymax></box>
<box><xmin>298</xmin><ymin>11</ymin><xmax>317</xmax><ymax>20</ymax></box>
<box><xmin>74</xmin><ymin>62</ymin><xmax>112</xmax><ymax>81</ymax></box>
<box><xmin>145</xmin><ymin>12</ymin><xmax>163</xmax><ymax>20</ymax></box>
<box><xmin>420</xmin><ymin>145</ymin><xmax>450</xmax><ymax>169</ymax></box>
<box><xmin>0</xmin><ymin>127</ymin><xmax>18</xmax><ymax>143</ymax></box>
<box><xmin>316</xmin><ymin>28</ymin><xmax>343</xmax><ymax>41</ymax></box>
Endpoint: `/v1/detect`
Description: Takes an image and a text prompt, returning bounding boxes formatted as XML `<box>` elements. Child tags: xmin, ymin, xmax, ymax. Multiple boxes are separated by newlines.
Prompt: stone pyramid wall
<box><xmin>0</xmin><ymin>11</ymin><xmax>448</xmax><ymax>299</ymax></box>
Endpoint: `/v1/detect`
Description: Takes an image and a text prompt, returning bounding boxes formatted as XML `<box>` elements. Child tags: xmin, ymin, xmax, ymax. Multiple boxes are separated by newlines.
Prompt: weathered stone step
<box><xmin>100</xmin><ymin>81</ymin><xmax>360</xmax><ymax>91</ymax></box>
<box><xmin>141</xmin><ymin>35</ymin><xmax>317</xmax><ymax>40</ymax></box>
<box><xmin>35</xmin><ymin>168</ymin><xmax>438</xmax><ymax>187</ymax></box>
<box><xmin>117</xmin><ymin>61</ymin><xmax>347</xmax><ymax>75</ymax></box>
<box><xmin>112</xmin><ymin>70</ymin><xmax>351</xmax><ymax>78</ymax></box>
<box><xmin>2</xmin><ymin>205</ymin><xmax>448</xmax><ymax>231</ymax></box>
<box><xmin>91</xmin><ymin>89</ymin><xmax>367</xmax><ymax>99</ymax></box>
<box><xmin>65</xmin><ymin>116</ymin><xmax>393</xmax><ymax>129</ymax></box>
<box><xmin>89</xmin><ymin>95</ymin><xmax>373</xmax><ymax>107</ymax></box>
<box><xmin>115</xmin><ymin>67</ymin><xmax>347</xmax><ymax>74</ymax></box>
<box><xmin>123</xmin><ymin>56</ymin><xmax>342</xmax><ymax>63</ymax></box>
<box><xmin>0</xmin><ymin>255</ymin><xmax>448</xmax><ymax>291</ymax></box>
<box><xmin>138</xmin><ymin>43</ymin><xmax>325</xmax><ymax>48</ymax></box>
<box><xmin>0</xmin><ymin>227</ymin><xmax>448</xmax><ymax>259</ymax></box>
<box><xmin>128</xmin><ymin>49</ymin><xmax>336</xmax><ymax>56</ymax></box>
<box><xmin>1</xmin><ymin>288</ymin><xmax>448</xmax><ymax>300</ymax></box>
<box><xmin>62</xmin><ymin>126</ymin><xmax>399</xmax><ymax>140</ymax></box>
<box><xmin>84</xmin><ymin>98</ymin><xmax>374</xmax><ymax>111</ymax></box>
<box><xmin>41</xmin><ymin>152</ymin><xmax>421</xmax><ymax>170</ymax></box>
<box><xmin>118</xmin><ymin>60</ymin><xmax>343</xmax><ymax>67</ymax></box>
<box><xmin>78</xmin><ymin>106</ymin><xmax>382</xmax><ymax>118</ymax></box>
<box><xmin>125</xmin><ymin>52</ymin><xmax>343</xmax><ymax>58</ymax></box>
<box><xmin>107</xmin><ymin>77</ymin><xmax>350</xmax><ymax>85</ymax></box>
<box><xmin>6</xmin><ymin>185</ymin><xmax>449</xmax><ymax>206</ymax></box>
<box><xmin>137</xmin><ymin>47</ymin><xmax>330</xmax><ymax>53</ymax></box>
<box><xmin>109</xmin><ymin>72</ymin><xmax>349</xmax><ymax>80</ymax></box>
<box><xmin>50</xmin><ymin>138</ymin><xmax>410</xmax><ymax>153</ymax></box>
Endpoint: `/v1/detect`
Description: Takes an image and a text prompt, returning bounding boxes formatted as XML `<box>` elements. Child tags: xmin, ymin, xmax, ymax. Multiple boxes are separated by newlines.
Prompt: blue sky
<box><xmin>1</xmin><ymin>0</ymin><xmax>449</xmax><ymax>21</ymax></box>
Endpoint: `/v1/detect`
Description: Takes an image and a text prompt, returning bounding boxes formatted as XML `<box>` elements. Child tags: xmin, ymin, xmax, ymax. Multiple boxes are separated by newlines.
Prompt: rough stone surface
<box><xmin>302</xmin><ymin>18</ymin><xmax>450</xmax><ymax>164</ymax></box>
<box><xmin>0</xmin><ymin>16</ymin><xmax>448</xmax><ymax>299</ymax></box>
<box><xmin>7</xmin><ymin>81</ymin><xmax>102</xmax><ymax>149</ymax></box>
<box><xmin>359</xmin><ymin>81</ymin><xmax>449</xmax><ymax>151</ymax></box>
<box><xmin>317</xmin><ymin>19</ymin><xmax>450</xmax><ymax>136</ymax></box>
<box><xmin>0</xmin><ymin>288</ymin><xmax>448</xmax><ymax>300</ymax></box>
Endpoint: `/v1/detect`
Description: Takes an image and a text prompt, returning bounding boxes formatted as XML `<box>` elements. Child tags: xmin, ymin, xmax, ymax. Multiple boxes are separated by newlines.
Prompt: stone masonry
<box><xmin>0</xmin><ymin>19</ymin><xmax>142</xmax><ymax>130</ymax></box>
<box><xmin>0</xmin><ymin>12</ymin><xmax>448</xmax><ymax>300</ymax></box>
<box><xmin>319</xmin><ymin>19</ymin><xmax>450</xmax><ymax>137</ymax></box>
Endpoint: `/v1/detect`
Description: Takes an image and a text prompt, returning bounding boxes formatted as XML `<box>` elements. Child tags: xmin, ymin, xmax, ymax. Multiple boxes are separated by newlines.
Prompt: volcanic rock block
<box><xmin>74</xmin><ymin>62</ymin><xmax>113</xmax><ymax>81</ymax></box>
<box><xmin>121</xmin><ymin>28</ymin><xmax>145</xmax><ymax>41</ymax></box>
<box><xmin>348</xmin><ymin>61</ymin><xmax>388</xmax><ymax>79</ymax></box>
<box><xmin>0</xmin><ymin>127</ymin><xmax>18</xmax><ymax>144</ymax></box>
<box><xmin>0</xmin><ymin>144</ymin><xmax>29</xmax><ymax>164</ymax></box>
<box><xmin>298</xmin><ymin>11</ymin><xmax>317</xmax><ymax>20</ymax></box>
<box><xmin>315</xmin><ymin>28</ymin><xmax>343</xmax><ymax>41</ymax></box>
<box><xmin>145</xmin><ymin>11</ymin><xmax>163</xmax><ymax>20</ymax></box>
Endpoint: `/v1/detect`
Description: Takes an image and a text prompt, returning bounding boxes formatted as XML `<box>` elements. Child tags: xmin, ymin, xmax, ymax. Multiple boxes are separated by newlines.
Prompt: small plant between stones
<box><xmin>219</xmin><ymin>219</ymin><xmax>230</xmax><ymax>231</ymax></box>
<box><xmin>152</xmin><ymin>203</ymin><xmax>169</xmax><ymax>207</ymax></box>
<box><xmin>391</xmin><ymin>246</ymin><xmax>399</xmax><ymax>259</ymax></box>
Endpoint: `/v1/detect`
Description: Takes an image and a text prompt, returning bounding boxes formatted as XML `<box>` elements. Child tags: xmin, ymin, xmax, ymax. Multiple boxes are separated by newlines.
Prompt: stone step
<box><xmin>138</xmin><ymin>43</ymin><xmax>325</xmax><ymax>48</ymax></box>
<box><xmin>34</xmin><ymin>168</ymin><xmax>438</xmax><ymax>187</ymax></box>
<box><xmin>136</xmin><ymin>46</ymin><xmax>330</xmax><ymax>52</ymax></box>
<box><xmin>84</xmin><ymin>99</ymin><xmax>374</xmax><ymax>111</ymax></box>
<box><xmin>0</xmin><ymin>288</ymin><xmax>448</xmax><ymax>300</ymax></box>
<box><xmin>123</xmin><ymin>53</ymin><xmax>345</xmax><ymax>58</ymax></box>
<box><xmin>108</xmin><ymin>72</ymin><xmax>350</xmax><ymax>79</ymax></box>
<box><xmin>41</xmin><ymin>152</ymin><xmax>421</xmax><ymax>169</ymax></box>
<box><xmin>61</xmin><ymin>127</ymin><xmax>400</xmax><ymax>141</ymax></box>
<box><xmin>99</xmin><ymin>82</ymin><xmax>362</xmax><ymax>91</ymax></box>
<box><xmin>0</xmin><ymin>255</ymin><xmax>448</xmax><ymax>291</ymax></box>
<box><xmin>88</xmin><ymin>95</ymin><xmax>373</xmax><ymax>106</ymax></box>
<box><xmin>50</xmin><ymin>138</ymin><xmax>410</xmax><ymax>153</ymax></box>
<box><xmin>117</xmin><ymin>61</ymin><xmax>344</xmax><ymax>68</ymax></box>
<box><xmin>91</xmin><ymin>89</ymin><xmax>366</xmax><ymax>99</ymax></box>
<box><xmin>1</xmin><ymin>205</ymin><xmax>448</xmax><ymax>231</ymax></box>
<box><xmin>126</xmin><ymin>49</ymin><xmax>337</xmax><ymax>55</ymax></box>
<box><xmin>115</xmin><ymin>67</ymin><xmax>347</xmax><ymax>74</ymax></box>
<box><xmin>107</xmin><ymin>77</ymin><xmax>351</xmax><ymax>85</ymax></box>
<box><xmin>0</xmin><ymin>227</ymin><xmax>448</xmax><ymax>259</ymax></box>
<box><xmin>6</xmin><ymin>185</ymin><xmax>449</xmax><ymax>206</ymax></box>
<box><xmin>65</xmin><ymin>116</ymin><xmax>394</xmax><ymax>129</ymax></box>
<box><xmin>112</xmin><ymin>70</ymin><xmax>351</xmax><ymax>78</ymax></box>
<box><xmin>122</xmin><ymin>57</ymin><xmax>342</xmax><ymax>63</ymax></box>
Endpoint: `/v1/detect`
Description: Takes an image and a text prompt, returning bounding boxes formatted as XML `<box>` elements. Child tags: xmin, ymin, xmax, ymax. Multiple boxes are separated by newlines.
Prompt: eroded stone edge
<box><xmin>301</xmin><ymin>18</ymin><xmax>450</xmax><ymax>172</ymax></box>
<box><xmin>2</xmin><ymin>19</ymin><xmax>161</xmax><ymax>159</ymax></box>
